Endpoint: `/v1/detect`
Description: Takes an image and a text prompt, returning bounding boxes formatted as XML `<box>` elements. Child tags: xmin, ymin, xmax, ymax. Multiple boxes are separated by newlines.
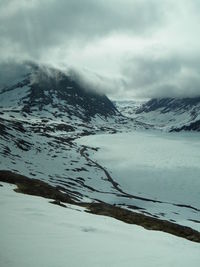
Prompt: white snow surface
<box><xmin>0</xmin><ymin>183</ymin><xmax>200</xmax><ymax>267</ymax></box>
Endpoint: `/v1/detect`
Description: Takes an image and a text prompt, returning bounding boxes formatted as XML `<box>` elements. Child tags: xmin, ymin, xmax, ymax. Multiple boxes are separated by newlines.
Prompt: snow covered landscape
<box><xmin>1</xmin><ymin>0</ymin><xmax>200</xmax><ymax>266</ymax></box>
<box><xmin>0</xmin><ymin>61</ymin><xmax>200</xmax><ymax>267</ymax></box>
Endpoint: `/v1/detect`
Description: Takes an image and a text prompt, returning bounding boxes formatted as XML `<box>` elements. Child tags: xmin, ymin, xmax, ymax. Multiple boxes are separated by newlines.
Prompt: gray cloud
<box><xmin>0</xmin><ymin>0</ymin><xmax>200</xmax><ymax>99</ymax></box>
<box><xmin>121</xmin><ymin>54</ymin><xmax>200</xmax><ymax>98</ymax></box>
<box><xmin>0</xmin><ymin>60</ymin><xmax>32</xmax><ymax>89</ymax></box>
<box><xmin>0</xmin><ymin>0</ymin><xmax>166</xmax><ymax>60</ymax></box>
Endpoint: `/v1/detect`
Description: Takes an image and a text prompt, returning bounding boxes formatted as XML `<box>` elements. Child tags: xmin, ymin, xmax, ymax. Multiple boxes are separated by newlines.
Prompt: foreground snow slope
<box><xmin>0</xmin><ymin>183</ymin><xmax>200</xmax><ymax>267</ymax></box>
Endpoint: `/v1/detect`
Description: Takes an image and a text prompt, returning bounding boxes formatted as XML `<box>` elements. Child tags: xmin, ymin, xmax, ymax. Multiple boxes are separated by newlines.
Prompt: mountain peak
<box><xmin>0</xmin><ymin>62</ymin><xmax>118</xmax><ymax>121</ymax></box>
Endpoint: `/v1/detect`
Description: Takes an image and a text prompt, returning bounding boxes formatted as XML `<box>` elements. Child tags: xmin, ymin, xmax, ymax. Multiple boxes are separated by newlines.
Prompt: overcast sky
<box><xmin>1</xmin><ymin>0</ymin><xmax>200</xmax><ymax>99</ymax></box>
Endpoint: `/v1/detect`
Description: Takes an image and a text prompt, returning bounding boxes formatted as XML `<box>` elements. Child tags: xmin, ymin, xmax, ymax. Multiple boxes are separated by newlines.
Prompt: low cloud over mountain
<box><xmin>1</xmin><ymin>0</ymin><xmax>200</xmax><ymax>99</ymax></box>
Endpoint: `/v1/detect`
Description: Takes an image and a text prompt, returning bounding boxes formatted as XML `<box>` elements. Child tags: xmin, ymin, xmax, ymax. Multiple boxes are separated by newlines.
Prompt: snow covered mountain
<box><xmin>114</xmin><ymin>100</ymin><xmax>145</xmax><ymax>118</ymax></box>
<box><xmin>135</xmin><ymin>98</ymin><xmax>200</xmax><ymax>131</ymax></box>
<box><xmin>116</xmin><ymin>98</ymin><xmax>200</xmax><ymax>131</ymax></box>
<box><xmin>0</xmin><ymin>62</ymin><xmax>118</xmax><ymax>121</ymax></box>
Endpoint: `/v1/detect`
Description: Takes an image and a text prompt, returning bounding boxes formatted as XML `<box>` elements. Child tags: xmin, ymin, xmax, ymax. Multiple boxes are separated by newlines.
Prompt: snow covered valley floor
<box><xmin>1</xmin><ymin>182</ymin><xmax>200</xmax><ymax>267</ymax></box>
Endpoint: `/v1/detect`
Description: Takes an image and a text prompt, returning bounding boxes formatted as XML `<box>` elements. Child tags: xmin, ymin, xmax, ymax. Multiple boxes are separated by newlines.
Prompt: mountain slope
<box><xmin>135</xmin><ymin>97</ymin><xmax>200</xmax><ymax>131</ymax></box>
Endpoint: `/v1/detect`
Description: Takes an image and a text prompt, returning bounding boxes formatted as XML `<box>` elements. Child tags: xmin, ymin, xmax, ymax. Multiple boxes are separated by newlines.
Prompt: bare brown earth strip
<box><xmin>0</xmin><ymin>170</ymin><xmax>76</xmax><ymax>204</ymax></box>
<box><xmin>84</xmin><ymin>202</ymin><xmax>200</xmax><ymax>243</ymax></box>
<box><xmin>0</xmin><ymin>170</ymin><xmax>200</xmax><ymax>243</ymax></box>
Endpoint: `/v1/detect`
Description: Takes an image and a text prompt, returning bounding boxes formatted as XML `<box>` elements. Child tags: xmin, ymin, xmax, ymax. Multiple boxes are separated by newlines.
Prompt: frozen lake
<box><xmin>79</xmin><ymin>130</ymin><xmax>200</xmax><ymax>208</ymax></box>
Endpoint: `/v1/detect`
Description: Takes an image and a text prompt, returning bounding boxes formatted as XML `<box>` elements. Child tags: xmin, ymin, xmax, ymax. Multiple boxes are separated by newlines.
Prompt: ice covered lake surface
<box><xmin>1</xmin><ymin>183</ymin><xmax>200</xmax><ymax>267</ymax></box>
<box><xmin>78</xmin><ymin>130</ymin><xmax>200</xmax><ymax>229</ymax></box>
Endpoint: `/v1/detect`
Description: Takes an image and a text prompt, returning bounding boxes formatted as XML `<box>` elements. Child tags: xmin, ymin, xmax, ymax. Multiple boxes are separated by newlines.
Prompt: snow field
<box><xmin>0</xmin><ymin>183</ymin><xmax>200</xmax><ymax>267</ymax></box>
